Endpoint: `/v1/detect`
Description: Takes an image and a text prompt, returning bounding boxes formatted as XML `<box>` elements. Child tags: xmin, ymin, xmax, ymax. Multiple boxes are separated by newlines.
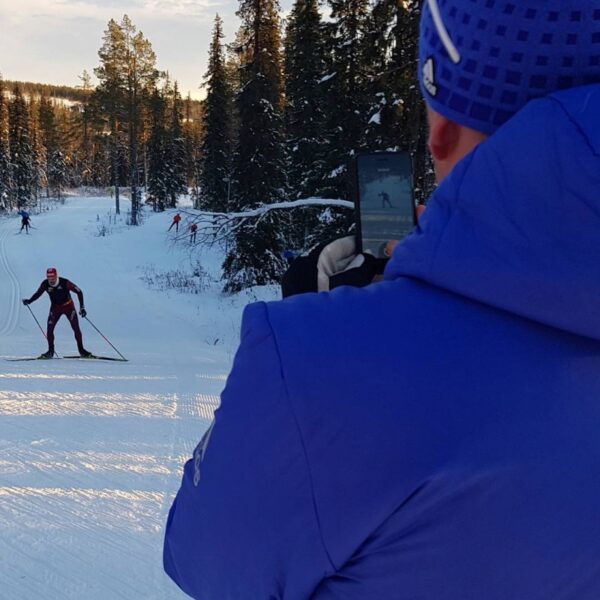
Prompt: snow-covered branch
<box><xmin>170</xmin><ymin>198</ymin><xmax>354</xmax><ymax>246</ymax></box>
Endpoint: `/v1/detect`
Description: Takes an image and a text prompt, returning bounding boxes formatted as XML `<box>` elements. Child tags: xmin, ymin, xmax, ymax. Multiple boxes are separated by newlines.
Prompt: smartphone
<box><xmin>354</xmin><ymin>152</ymin><xmax>415</xmax><ymax>258</ymax></box>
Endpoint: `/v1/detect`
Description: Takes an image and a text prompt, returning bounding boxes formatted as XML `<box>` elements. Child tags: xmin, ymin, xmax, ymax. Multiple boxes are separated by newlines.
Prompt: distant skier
<box><xmin>22</xmin><ymin>267</ymin><xmax>92</xmax><ymax>359</ymax></box>
<box><xmin>379</xmin><ymin>191</ymin><xmax>394</xmax><ymax>209</ymax></box>
<box><xmin>18</xmin><ymin>209</ymin><xmax>31</xmax><ymax>234</ymax></box>
<box><xmin>190</xmin><ymin>223</ymin><xmax>198</xmax><ymax>244</ymax></box>
<box><xmin>168</xmin><ymin>212</ymin><xmax>182</xmax><ymax>233</ymax></box>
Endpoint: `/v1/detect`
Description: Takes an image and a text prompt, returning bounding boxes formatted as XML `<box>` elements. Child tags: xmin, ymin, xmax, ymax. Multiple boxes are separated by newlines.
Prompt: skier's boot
<box><xmin>79</xmin><ymin>348</ymin><xmax>93</xmax><ymax>358</ymax></box>
<box><xmin>40</xmin><ymin>348</ymin><xmax>54</xmax><ymax>359</ymax></box>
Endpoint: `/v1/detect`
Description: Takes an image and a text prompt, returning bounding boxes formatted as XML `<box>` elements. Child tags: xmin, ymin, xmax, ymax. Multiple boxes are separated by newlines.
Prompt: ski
<box><xmin>63</xmin><ymin>355</ymin><xmax>128</xmax><ymax>362</ymax></box>
<box><xmin>5</xmin><ymin>356</ymin><xmax>59</xmax><ymax>361</ymax></box>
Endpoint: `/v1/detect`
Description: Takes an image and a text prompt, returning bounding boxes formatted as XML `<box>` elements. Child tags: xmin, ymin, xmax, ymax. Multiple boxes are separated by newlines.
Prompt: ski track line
<box><xmin>0</xmin><ymin>221</ymin><xmax>21</xmax><ymax>338</ymax></box>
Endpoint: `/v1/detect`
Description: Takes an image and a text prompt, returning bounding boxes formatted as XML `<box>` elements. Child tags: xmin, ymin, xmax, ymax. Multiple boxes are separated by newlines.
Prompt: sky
<box><xmin>0</xmin><ymin>0</ymin><xmax>293</xmax><ymax>100</ymax></box>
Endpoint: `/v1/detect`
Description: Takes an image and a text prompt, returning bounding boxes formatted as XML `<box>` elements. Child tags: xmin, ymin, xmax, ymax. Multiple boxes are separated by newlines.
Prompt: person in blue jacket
<box><xmin>18</xmin><ymin>209</ymin><xmax>31</xmax><ymax>234</ymax></box>
<box><xmin>165</xmin><ymin>1</ymin><xmax>600</xmax><ymax>598</ymax></box>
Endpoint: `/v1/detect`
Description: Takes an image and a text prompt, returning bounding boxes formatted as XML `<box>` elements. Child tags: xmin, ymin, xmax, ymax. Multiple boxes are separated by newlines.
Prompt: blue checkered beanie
<box><xmin>419</xmin><ymin>0</ymin><xmax>600</xmax><ymax>134</ymax></box>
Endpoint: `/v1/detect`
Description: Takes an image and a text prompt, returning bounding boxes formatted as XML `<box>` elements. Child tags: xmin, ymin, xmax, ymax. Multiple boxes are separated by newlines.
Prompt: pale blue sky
<box><xmin>0</xmin><ymin>0</ymin><xmax>293</xmax><ymax>99</ymax></box>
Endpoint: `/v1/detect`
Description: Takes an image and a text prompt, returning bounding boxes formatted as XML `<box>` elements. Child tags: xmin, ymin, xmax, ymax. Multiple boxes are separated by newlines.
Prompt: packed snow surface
<box><xmin>0</xmin><ymin>196</ymin><xmax>278</xmax><ymax>599</ymax></box>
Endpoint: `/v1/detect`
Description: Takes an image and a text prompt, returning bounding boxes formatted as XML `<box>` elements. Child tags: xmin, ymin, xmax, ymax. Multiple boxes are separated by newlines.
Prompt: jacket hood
<box><xmin>386</xmin><ymin>85</ymin><xmax>600</xmax><ymax>341</ymax></box>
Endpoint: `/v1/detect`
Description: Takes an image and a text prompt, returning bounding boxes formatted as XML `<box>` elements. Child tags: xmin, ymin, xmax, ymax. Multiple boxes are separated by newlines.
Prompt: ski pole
<box><xmin>84</xmin><ymin>316</ymin><xmax>127</xmax><ymax>361</ymax></box>
<box><xmin>26</xmin><ymin>304</ymin><xmax>47</xmax><ymax>339</ymax></box>
<box><xmin>26</xmin><ymin>304</ymin><xmax>60</xmax><ymax>358</ymax></box>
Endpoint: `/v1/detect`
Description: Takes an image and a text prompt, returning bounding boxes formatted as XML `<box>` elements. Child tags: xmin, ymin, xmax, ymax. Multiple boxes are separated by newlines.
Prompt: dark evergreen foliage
<box><xmin>146</xmin><ymin>87</ymin><xmax>169</xmax><ymax>210</ymax></box>
<box><xmin>8</xmin><ymin>85</ymin><xmax>36</xmax><ymax>207</ymax></box>
<box><xmin>0</xmin><ymin>77</ymin><xmax>10</xmax><ymax>211</ymax></box>
<box><xmin>319</xmin><ymin>0</ymin><xmax>371</xmax><ymax>198</ymax></box>
<box><xmin>164</xmin><ymin>82</ymin><xmax>188</xmax><ymax>208</ymax></box>
<box><xmin>38</xmin><ymin>95</ymin><xmax>67</xmax><ymax>198</ymax></box>
<box><xmin>199</xmin><ymin>15</ymin><xmax>233</xmax><ymax>212</ymax></box>
<box><xmin>223</xmin><ymin>0</ymin><xmax>288</xmax><ymax>293</ymax></box>
<box><xmin>363</xmin><ymin>0</ymin><xmax>434</xmax><ymax>203</ymax></box>
<box><xmin>284</xmin><ymin>0</ymin><xmax>328</xmax><ymax>199</ymax></box>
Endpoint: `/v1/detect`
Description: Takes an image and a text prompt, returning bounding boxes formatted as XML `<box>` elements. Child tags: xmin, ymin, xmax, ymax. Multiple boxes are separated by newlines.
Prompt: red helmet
<box><xmin>46</xmin><ymin>267</ymin><xmax>58</xmax><ymax>279</ymax></box>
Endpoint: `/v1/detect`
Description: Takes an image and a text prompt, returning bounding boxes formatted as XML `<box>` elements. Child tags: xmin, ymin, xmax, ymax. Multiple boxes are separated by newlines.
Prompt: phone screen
<box><xmin>355</xmin><ymin>152</ymin><xmax>414</xmax><ymax>258</ymax></box>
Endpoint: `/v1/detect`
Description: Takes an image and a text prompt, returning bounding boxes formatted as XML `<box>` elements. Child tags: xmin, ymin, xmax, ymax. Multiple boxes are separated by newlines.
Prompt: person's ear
<box><xmin>428</xmin><ymin>114</ymin><xmax>461</xmax><ymax>163</ymax></box>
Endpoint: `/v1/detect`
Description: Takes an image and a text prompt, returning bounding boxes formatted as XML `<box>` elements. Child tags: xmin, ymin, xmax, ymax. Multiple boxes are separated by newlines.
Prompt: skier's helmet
<box><xmin>46</xmin><ymin>267</ymin><xmax>58</xmax><ymax>285</ymax></box>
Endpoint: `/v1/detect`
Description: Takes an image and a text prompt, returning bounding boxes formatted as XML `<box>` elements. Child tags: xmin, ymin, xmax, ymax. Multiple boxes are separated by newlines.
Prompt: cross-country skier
<box><xmin>168</xmin><ymin>212</ymin><xmax>182</xmax><ymax>233</ymax></box>
<box><xmin>22</xmin><ymin>267</ymin><xmax>92</xmax><ymax>359</ymax></box>
<box><xmin>189</xmin><ymin>223</ymin><xmax>198</xmax><ymax>244</ymax></box>
<box><xmin>18</xmin><ymin>209</ymin><xmax>31</xmax><ymax>233</ymax></box>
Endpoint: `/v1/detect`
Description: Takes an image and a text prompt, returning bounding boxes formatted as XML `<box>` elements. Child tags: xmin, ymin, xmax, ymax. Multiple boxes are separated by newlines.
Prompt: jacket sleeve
<box><xmin>164</xmin><ymin>301</ymin><xmax>334</xmax><ymax>600</ymax></box>
<box><xmin>66</xmin><ymin>280</ymin><xmax>84</xmax><ymax>308</ymax></box>
<box><xmin>28</xmin><ymin>281</ymin><xmax>47</xmax><ymax>303</ymax></box>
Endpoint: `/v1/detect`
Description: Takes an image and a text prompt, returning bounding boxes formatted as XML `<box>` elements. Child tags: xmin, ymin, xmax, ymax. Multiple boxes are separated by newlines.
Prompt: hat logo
<box><xmin>423</xmin><ymin>57</ymin><xmax>438</xmax><ymax>97</ymax></box>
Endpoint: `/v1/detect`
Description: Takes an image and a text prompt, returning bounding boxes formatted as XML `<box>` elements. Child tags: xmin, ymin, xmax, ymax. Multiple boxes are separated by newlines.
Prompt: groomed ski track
<box><xmin>0</xmin><ymin>197</ymin><xmax>277</xmax><ymax>599</ymax></box>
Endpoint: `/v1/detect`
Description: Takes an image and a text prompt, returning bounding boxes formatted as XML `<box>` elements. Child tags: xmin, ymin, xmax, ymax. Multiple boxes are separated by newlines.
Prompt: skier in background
<box><xmin>379</xmin><ymin>191</ymin><xmax>394</xmax><ymax>209</ymax></box>
<box><xmin>190</xmin><ymin>223</ymin><xmax>198</xmax><ymax>244</ymax></box>
<box><xmin>22</xmin><ymin>267</ymin><xmax>92</xmax><ymax>359</ymax></box>
<box><xmin>18</xmin><ymin>209</ymin><xmax>31</xmax><ymax>234</ymax></box>
<box><xmin>168</xmin><ymin>212</ymin><xmax>182</xmax><ymax>233</ymax></box>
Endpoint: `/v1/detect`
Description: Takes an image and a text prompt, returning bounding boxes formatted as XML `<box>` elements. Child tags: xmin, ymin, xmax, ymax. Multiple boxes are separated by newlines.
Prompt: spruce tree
<box><xmin>284</xmin><ymin>0</ymin><xmax>328</xmax><ymax>200</ymax></box>
<box><xmin>0</xmin><ymin>77</ymin><xmax>11</xmax><ymax>211</ymax></box>
<box><xmin>362</xmin><ymin>0</ymin><xmax>433</xmax><ymax>202</ymax></box>
<box><xmin>9</xmin><ymin>85</ymin><xmax>36</xmax><ymax>207</ymax></box>
<box><xmin>183</xmin><ymin>94</ymin><xmax>198</xmax><ymax>195</ymax></box>
<box><xmin>28</xmin><ymin>96</ymin><xmax>43</xmax><ymax>205</ymax></box>
<box><xmin>76</xmin><ymin>70</ymin><xmax>95</xmax><ymax>187</ymax></box>
<box><xmin>223</xmin><ymin>0</ymin><xmax>287</xmax><ymax>293</ymax></box>
<box><xmin>146</xmin><ymin>86</ymin><xmax>169</xmax><ymax>211</ymax></box>
<box><xmin>319</xmin><ymin>0</ymin><xmax>370</xmax><ymax>198</ymax></box>
<box><xmin>199</xmin><ymin>14</ymin><xmax>233</xmax><ymax>212</ymax></box>
<box><xmin>39</xmin><ymin>95</ymin><xmax>57</xmax><ymax>197</ymax></box>
<box><xmin>164</xmin><ymin>81</ymin><xmax>187</xmax><ymax>208</ymax></box>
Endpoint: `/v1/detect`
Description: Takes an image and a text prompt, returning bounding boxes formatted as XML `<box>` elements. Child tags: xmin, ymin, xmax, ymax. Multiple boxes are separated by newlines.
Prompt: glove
<box><xmin>281</xmin><ymin>236</ymin><xmax>387</xmax><ymax>298</ymax></box>
<box><xmin>79</xmin><ymin>308</ymin><xmax>87</xmax><ymax>318</ymax></box>
<box><xmin>22</xmin><ymin>299</ymin><xmax>30</xmax><ymax>306</ymax></box>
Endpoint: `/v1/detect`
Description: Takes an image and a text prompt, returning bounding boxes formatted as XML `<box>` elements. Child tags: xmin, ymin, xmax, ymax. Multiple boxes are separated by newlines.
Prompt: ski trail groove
<box><xmin>0</xmin><ymin>221</ymin><xmax>21</xmax><ymax>338</ymax></box>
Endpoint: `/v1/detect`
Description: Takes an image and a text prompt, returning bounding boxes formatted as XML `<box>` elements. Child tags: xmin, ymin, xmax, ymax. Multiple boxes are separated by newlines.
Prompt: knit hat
<box><xmin>46</xmin><ymin>267</ymin><xmax>57</xmax><ymax>279</ymax></box>
<box><xmin>419</xmin><ymin>0</ymin><xmax>600</xmax><ymax>135</ymax></box>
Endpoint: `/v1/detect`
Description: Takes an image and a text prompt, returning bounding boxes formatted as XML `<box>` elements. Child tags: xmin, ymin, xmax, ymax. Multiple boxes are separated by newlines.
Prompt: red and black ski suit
<box><xmin>27</xmin><ymin>278</ymin><xmax>86</xmax><ymax>353</ymax></box>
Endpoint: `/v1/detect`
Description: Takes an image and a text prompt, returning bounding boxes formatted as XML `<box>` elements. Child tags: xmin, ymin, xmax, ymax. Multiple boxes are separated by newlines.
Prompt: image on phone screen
<box><xmin>355</xmin><ymin>152</ymin><xmax>414</xmax><ymax>258</ymax></box>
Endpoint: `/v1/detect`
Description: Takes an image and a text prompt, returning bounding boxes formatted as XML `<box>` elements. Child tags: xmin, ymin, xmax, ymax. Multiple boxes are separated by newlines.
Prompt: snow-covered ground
<box><xmin>0</xmin><ymin>196</ymin><xmax>278</xmax><ymax>599</ymax></box>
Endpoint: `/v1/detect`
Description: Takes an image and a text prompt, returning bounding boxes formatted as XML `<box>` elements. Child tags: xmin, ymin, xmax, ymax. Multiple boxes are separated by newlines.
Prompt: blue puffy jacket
<box><xmin>164</xmin><ymin>85</ymin><xmax>600</xmax><ymax>599</ymax></box>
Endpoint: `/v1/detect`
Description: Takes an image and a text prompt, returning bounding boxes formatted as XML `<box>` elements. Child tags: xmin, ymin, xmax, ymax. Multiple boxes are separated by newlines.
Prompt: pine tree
<box><xmin>121</xmin><ymin>15</ymin><xmax>159</xmax><ymax>224</ymax></box>
<box><xmin>9</xmin><ymin>85</ymin><xmax>36</xmax><ymax>207</ymax></box>
<box><xmin>199</xmin><ymin>14</ymin><xmax>233</xmax><ymax>212</ymax></box>
<box><xmin>223</xmin><ymin>0</ymin><xmax>288</xmax><ymax>293</ymax></box>
<box><xmin>0</xmin><ymin>77</ymin><xmax>11</xmax><ymax>211</ymax></box>
<box><xmin>95</xmin><ymin>18</ymin><xmax>127</xmax><ymax>214</ymax></box>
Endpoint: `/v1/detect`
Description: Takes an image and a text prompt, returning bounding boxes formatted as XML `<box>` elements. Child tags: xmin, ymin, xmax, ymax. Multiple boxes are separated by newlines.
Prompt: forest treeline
<box><xmin>0</xmin><ymin>0</ymin><xmax>432</xmax><ymax>291</ymax></box>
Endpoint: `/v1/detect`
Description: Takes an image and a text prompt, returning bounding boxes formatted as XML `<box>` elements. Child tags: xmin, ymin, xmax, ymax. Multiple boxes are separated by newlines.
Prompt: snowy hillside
<box><xmin>0</xmin><ymin>196</ymin><xmax>278</xmax><ymax>599</ymax></box>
